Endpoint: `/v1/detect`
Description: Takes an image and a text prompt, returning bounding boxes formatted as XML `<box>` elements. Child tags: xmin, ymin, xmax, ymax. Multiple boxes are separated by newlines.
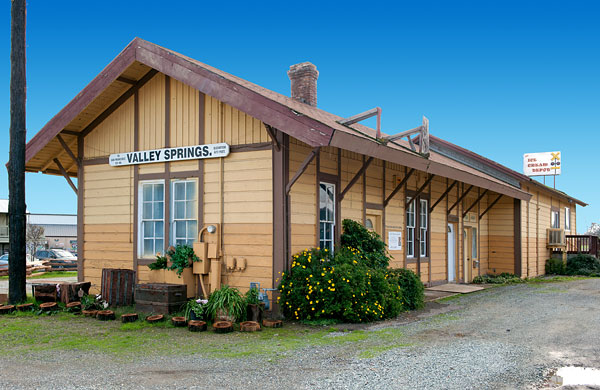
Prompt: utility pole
<box><xmin>8</xmin><ymin>0</ymin><xmax>27</xmax><ymax>304</ymax></box>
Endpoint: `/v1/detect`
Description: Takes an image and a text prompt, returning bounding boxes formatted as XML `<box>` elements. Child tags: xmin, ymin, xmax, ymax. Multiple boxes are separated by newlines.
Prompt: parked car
<box><xmin>35</xmin><ymin>249</ymin><xmax>77</xmax><ymax>270</ymax></box>
<box><xmin>0</xmin><ymin>253</ymin><xmax>42</xmax><ymax>267</ymax></box>
<box><xmin>0</xmin><ymin>254</ymin><xmax>8</xmax><ymax>268</ymax></box>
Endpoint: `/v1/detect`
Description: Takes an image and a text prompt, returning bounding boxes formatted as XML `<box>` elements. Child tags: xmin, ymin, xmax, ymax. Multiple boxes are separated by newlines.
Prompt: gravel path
<box><xmin>1</xmin><ymin>278</ymin><xmax>599</xmax><ymax>389</ymax></box>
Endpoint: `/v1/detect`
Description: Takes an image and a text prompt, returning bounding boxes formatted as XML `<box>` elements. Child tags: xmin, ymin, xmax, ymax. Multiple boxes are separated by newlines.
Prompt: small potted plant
<box><xmin>185</xmin><ymin>298</ymin><xmax>208</xmax><ymax>321</ymax></box>
<box><xmin>205</xmin><ymin>285</ymin><xmax>245</xmax><ymax>322</ymax></box>
<box><xmin>244</xmin><ymin>287</ymin><xmax>264</xmax><ymax>324</ymax></box>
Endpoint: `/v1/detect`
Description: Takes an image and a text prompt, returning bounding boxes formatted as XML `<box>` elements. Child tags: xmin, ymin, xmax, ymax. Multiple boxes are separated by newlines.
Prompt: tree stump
<box><xmin>171</xmin><ymin>316</ymin><xmax>187</xmax><ymax>327</ymax></box>
<box><xmin>33</xmin><ymin>284</ymin><xmax>58</xmax><ymax>302</ymax></box>
<box><xmin>82</xmin><ymin>309</ymin><xmax>98</xmax><ymax>318</ymax></box>
<box><xmin>213</xmin><ymin>321</ymin><xmax>234</xmax><ymax>333</ymax></box>
<box><xmin>0</xmin><ymin>305</ymin><xmax>16</xmax><ymax>314</ymax></box>
<box><xmin>97</xmin><ymin>310</ymin><xmax>116</xmax><ymax>321</ymax></box>
<box><xmin>262</xmin><ymin>319</ymin><xmax>282</xmax><ymax>328</ymax></box>
<box><xmin>240</xmin><ymin>321</ymin><xmax>261</xmax><ymax>332</ymax></box>
<box><xmin>188</xmin><ymin>320</ymin><xmax>207</xmax><ymax>332</ymax></box>
<box><xmin>66</xmin><ymin>302</ymin><xmax>82</xmax><ymax>312</ymax></box>
<box><xmin>121</xmin><ymin>313</ymin><xmax>139</xmax><ymax>323</ymax></box>
<box><xmin>39</xmin><ymin>302</ymin><xmax>58</xmax><ymax>312</ymax></box>
<box><xmin>16</xmin><ymin>303</ymin><xmax>34</xmax><ymax>312</ymax></box>
<box><xmin>146</xmin><ymin>314</ymin><xmax>164</xmax><ymax>323</ymax></box>
<box><xmin>60</xmin><ymin>282</ymin><xmax>91</xmax><ymax>305</ymax></box>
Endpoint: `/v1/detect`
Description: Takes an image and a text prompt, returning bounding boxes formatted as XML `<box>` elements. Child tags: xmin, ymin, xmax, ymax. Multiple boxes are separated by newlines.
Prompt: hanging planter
<box><xmin>121</xmin><ymin>313</ymin><xmax>139</xmax><ymax>323</ymax></box>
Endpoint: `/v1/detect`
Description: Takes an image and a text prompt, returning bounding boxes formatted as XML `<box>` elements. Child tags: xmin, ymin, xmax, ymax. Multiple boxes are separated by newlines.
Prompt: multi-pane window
<box><xmin>319</xmin><ymin>182</ymin><xmax>335</xmax><ymax>252</ymax></box>
<box><xmin>551</xmin><ymin>210</ymin><xmax>560</xmax><ymax>228</ymax></box>
<box><xmin>565</xmin><ymin>207</ymin><xmax>571</xmax><ymax>231</ymax></box>
<box><xmin>141</xmin><ymin>182</ymin><xmax>164</xmax><ymax>257</ymax></box>
<box><xmin>172</xmin><ymin>180</ymin><xmax>198</xmax><ymax>247</ymax></box>
<box><xmin>419</xmin><ymin>199</ymin><xmax>428</xmax><ymax>257</ymax></box>
<box><xmin>406</xmin><ymin>197</ymin><xmax>415</xmax><ymax>258</ymax></box>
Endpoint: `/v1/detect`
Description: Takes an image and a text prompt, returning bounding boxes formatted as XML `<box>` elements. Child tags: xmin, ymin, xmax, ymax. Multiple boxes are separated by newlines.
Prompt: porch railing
<box><xmin>565</xmin><ymin>235</ymin><xmax>599</xmax><ymax>257</ymax></box>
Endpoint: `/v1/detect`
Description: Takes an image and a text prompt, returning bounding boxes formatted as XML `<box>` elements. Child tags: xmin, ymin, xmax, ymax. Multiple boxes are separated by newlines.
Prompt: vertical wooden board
<box><xmin>85</xmin><ymin>96</ymin><xmax>135</xmax><ymax>158</ymax></box>
<box><xmin>138</xmin><ymin>73</ymin><xmax>165</xmax><ymax>151</ymax></box>
<box><xmin>170</xmin><ymin>79</ymin><xmax>198</xmax><ymax>148</ymax></box>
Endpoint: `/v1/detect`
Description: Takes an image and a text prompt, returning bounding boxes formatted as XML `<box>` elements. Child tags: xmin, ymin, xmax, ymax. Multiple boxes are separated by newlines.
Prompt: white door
<box><xmin>447</xmin><ymin>223</ymin><xmax>456</xmax><ymax>282</ymax></box>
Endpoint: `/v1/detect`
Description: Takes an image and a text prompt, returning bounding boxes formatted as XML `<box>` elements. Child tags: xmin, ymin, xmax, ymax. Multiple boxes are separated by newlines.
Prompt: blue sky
<box><xmin>0</xmin><ymin>1</ymin><xmax>598</xmax><ymax>233</ymax></box>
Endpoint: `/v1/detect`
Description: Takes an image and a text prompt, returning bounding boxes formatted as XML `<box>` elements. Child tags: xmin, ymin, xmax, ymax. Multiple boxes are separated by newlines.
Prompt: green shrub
<box><xmin>565</xmin><ymin>254</ymin><xmax>600</xmax><ymax>276</ymax></box>
<box><xmin>388</xmin><ymin>268</ymin><xmax>425</xmax><ymax>310</ymax></box>
<box><xmin>278</xmin><ymin>246</ymin><xmax>404</xmax><ymax>323</ymax></box>
<box><xmin>545</xmin><ymin>258</ymin><xmax>565</xmax><ymax>275</ymax></box>
<box><xmin>472</xmin><ymin>273</ymin><xmax>524</xmax><ymax>284</ymax></box>
<box><xmin>340</xmin><ymin>219</ymin><xmax>390</xmax><ymax>269</ymax></box>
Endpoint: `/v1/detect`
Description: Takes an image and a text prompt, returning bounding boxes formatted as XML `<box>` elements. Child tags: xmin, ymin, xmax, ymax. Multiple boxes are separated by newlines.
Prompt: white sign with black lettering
<box><xmin>109</xmin><ymin>143</ymin><xmax>230</xmax><ymax>166</ymax></box>
<box><xmin>388</xmin><ymin>231</ymin><xmax>402</xmax><ymax>251</ymax></box>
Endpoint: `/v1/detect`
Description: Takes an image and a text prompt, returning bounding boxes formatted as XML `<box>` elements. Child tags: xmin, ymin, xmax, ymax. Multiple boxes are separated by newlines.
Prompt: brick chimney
<box><xmin>287</xmin><ymin>62</ymin><xmax>319</xmax><ymax>107</ymax></box>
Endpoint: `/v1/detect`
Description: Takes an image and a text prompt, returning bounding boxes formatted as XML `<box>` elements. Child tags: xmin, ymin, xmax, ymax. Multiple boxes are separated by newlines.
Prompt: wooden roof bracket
<box><xmin>53</xmin><ymin>158</ymin><xmax>77</xmax><ymax>195</ymax></box>
<box><xmin>384</xmin><ymin>116</ymin><xmax>430</xmax><ymax>157</ymax></box>
<box><xmin>406</xmin><ymin>174</ymin><xmax>435</xmax><ymax>208</ymax></box>
<box><xmin>264</xmin><ymin>124</ymin><xmax>280</xmax><ymax>151</ymax></box>
<box><xmin>430</xmin><ymin>180</ymin><xmax>457</xmax><ymax>213</ymax></box>
<box><xmin>479</xmin><ymin>194</ymin><xmax>503</xmax><ymax>220</ymax></box>
<box><xmin>339</xmin><ymin>156</ymin><xmax>374</xmax><ymax>201</ymax></box>
<box><xmin>448</xmin><ymin>184</ymin><xmax>474</xmax><ymax>214</ymax></box>
<box><xmin>286</xmin><ymin>147</ymin><xmax>319</xmax><ymax>195</ymax></box>
<box><xmin>338</xmin><ymin>107</ymin><xmax>382</xmax><ymax>138</ymax></box>
<box><xmin>463</xmin><ymin>189</ymin><xmax>488</xmax><ymax>218</ymax></box>
<box><xmin>384</xmin><ymin>168</ymin><xmax>415</xmax><ymax>207</ymax></box>
<box><xmin>56</xmin><ymin>134</ymin><xmax>81</xmax><ymax>167</ymax></box>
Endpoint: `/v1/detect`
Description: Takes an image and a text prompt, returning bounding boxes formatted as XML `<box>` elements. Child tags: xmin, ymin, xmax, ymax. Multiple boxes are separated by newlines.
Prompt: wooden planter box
<box><xmin>147</xmin><ymin>268</ymin><xmax>195</xmax><ymax>298</ymax></box>
<box><xmin>135</xmin><ymin>283</ymin><xmax>187</xmax><ymax>315</ymax></box>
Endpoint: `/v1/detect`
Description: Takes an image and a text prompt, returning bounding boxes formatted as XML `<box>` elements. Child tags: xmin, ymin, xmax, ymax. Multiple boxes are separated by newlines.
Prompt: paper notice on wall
<box><xmin>388</xmin><ymin>231</ymin><xmax>402</xmax><ymax>250</ymax></box>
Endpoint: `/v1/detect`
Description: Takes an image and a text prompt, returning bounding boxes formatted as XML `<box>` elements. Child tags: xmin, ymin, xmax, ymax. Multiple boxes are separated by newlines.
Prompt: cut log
<box><xmin>0</xmin><ymin>305</ymin><xmax>16</xmax><ymax>314</ymax></box>
<box><xmin>39</xmin><ymin>302</ymin><xmax>58</xmax><ymax>312</ymax></box>
<box><xmin>171</xmin><ymin>316</ymin><xmax>187</xmax><ymax>327</ymax></box>
<box><xmin>212</xmin><ymin>320</ymin><xmax>234</xmax><ymax>333</ymax></box>
<box><xmin>121</xmin><ymin>313</ymin><xmax>139</xmax><ymax>323</ymax></box>
<box><xmin>66</xmin><ymin>302</ymin><xmax>82</xmax><ymax>312</ymax></box>
<box><xmin>240</xmin><ymin>321</ymin><xmax>261</xmax><ymax>332</ymax></box>
<box><xmin>82</xmin><ymin>309</ymin><xmax>98</xmax><ymax>318</ymax></box>
<box><xmin>16</xmin><ymin>303</ymin><xmax>34</xmax><ymax>312</ymax></box>
<box><xmin>146</xmin><ymin>314</ymin><xmax>165</xmax><ymax>323</ymax></box>
<box><xmin>262</xmin><ymin>319</ymin><xmax>283</xmax><ymax>328</ymax></box>
<box><xmin>188</xmin><ymin>320</ymin><xmax>207</xmax><ymax>332</ymax></box>
<box><xmin>97</xmin><ymin>310</ymin><xmax>116</xmax><ymax>321</ymax></box>
<box><xmin>60</xmin><ymin>282</ymin><xmax>91</xmax><ymax>305</ymax></box>
<box><xmin>32</xmin><ymin>283</ymin><xmax>58</xmax><ymax>303</ymax></box>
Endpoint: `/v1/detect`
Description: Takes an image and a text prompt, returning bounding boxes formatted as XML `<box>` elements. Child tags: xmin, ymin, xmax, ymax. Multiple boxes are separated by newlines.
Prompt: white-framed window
<box><xmin>565</xmin><ymin>207</ymin><xmax>571</xmax><ymax>231</ymax></box>
<box><xmin>551</xmin><ymin>209</ymin><xmax>560</xmax><ymax>228</ymax></box>
<box><xmin>406</xmin><ymin>197</ymin><xmax>415</xmax><ymax>258</ymax></box>
<box><xmin>419</xmin><ymin>199</ymin><xmax>428</xmax><ymax>257</ymax></box>
<box><xmin>472</xmin><ymin>227</ymin><xmax>478</xmax><ymax>258</ymax></box>
<box><xmin>319</xmin><ymin>182</ymin><xmax>335</xmax><ymax>252</ymax></box>
<box><xmin>139</xmin><ymin>181</ymin><xmax>165</xmax><ymax>258</ymax></box>
<box><xmin>171</xmin><ymin>179</ymin><xmax>198</xmax><ymax>247</ymax></box>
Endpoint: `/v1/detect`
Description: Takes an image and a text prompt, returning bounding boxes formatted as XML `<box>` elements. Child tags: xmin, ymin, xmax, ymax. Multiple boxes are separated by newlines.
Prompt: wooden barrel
<box><xmin>101</xmin><ymin>269</ymin><xmax>136</xmax><ymax>307</ymax></box>
<box><xmin>135</xmin><ymin>283</ymin><xmax>187</xmax><ymax>315</ymax></box>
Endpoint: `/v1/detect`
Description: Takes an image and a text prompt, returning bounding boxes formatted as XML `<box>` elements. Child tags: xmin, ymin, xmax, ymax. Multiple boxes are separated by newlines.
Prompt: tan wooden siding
<box><xmin>204</xmin><ymin>95</ymin><xmax>269</xmax><ymax>145</ymax></box>
<box><xmin>138</xmin><ymin>73</ymin><xmax>166</xmax><ymax>150</ymax></box>
<box><xmin>170</xmin><ymin>79</ymin><xmax>199</xmax><ymax>147</ymax></box>
<box><xmin>84</xmin><ymin>96</ymin><xmax>134</xmax><ymax>158</ymax></box>
<box><xmin>488</xmin><ymin>195</ymin><xmax>515</xmax><ymax>274</ymax></box>
<box><xmin>289</xmin><ymin>139</ymin><xmax>317</xmax><ymax>253</ymax></box>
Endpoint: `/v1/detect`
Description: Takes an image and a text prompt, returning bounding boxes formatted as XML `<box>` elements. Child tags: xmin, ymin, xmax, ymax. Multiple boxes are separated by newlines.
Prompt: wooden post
<box><xmin>8</xmin><ymin>0</ymin><xmax>27</xmax><ymax>304</ymax></box>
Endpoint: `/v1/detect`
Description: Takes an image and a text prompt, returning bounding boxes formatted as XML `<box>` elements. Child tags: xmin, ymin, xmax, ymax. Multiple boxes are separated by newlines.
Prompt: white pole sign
<box><xmin>109</xmin><ymin>143</ymin><xmax>230</xmax><ymax>167</ymax></box>
<box><xmin>523</xmin><ymin>151</ymin><xmax>561</xmax><ymax>176</ymax></box>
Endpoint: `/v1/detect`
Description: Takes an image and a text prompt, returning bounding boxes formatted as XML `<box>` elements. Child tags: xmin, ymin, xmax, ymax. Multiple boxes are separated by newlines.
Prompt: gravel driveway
<box><xmin>1</xmin><ymin>278</ymin><xmax>599</xmax><ymax>389</ymax></box>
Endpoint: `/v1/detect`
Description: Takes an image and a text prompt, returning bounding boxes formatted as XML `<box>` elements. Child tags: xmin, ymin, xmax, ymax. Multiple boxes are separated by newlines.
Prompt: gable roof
<box><xmin>23</xmin><ymin>38</ymin><xmax>534</xmax><ymax>201</ymax></box>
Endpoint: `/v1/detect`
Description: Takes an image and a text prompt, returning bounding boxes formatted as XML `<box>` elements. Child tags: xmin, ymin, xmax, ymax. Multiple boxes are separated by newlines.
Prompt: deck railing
<box><xmin>565</xmin><ymin>235</ymin><xmax>599</xmax><ymax>257</ymax></box>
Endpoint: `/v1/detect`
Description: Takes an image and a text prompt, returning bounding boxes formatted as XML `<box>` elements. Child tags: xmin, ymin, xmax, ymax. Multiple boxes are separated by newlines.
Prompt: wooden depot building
<box><xmin>23</xmin><ymin>38</ymin><xmax>586</xmax><ymax>299</ymax></box>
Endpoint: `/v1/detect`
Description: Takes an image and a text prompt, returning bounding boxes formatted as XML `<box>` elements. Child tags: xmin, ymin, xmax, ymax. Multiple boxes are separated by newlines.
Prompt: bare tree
<box><xmin>26</xmin><ymin>224</ymin><xmax>45</xmax><ymax>257</ymax></box>
<box><xmin>8</xmin><ymin>0</ymin><xmax>27</xmax><ymax>303</ymax></box>
<box><xmin>586</xmin><ymin>223</ymin><xmax>600</xmax><ymax>238</ymax></box>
